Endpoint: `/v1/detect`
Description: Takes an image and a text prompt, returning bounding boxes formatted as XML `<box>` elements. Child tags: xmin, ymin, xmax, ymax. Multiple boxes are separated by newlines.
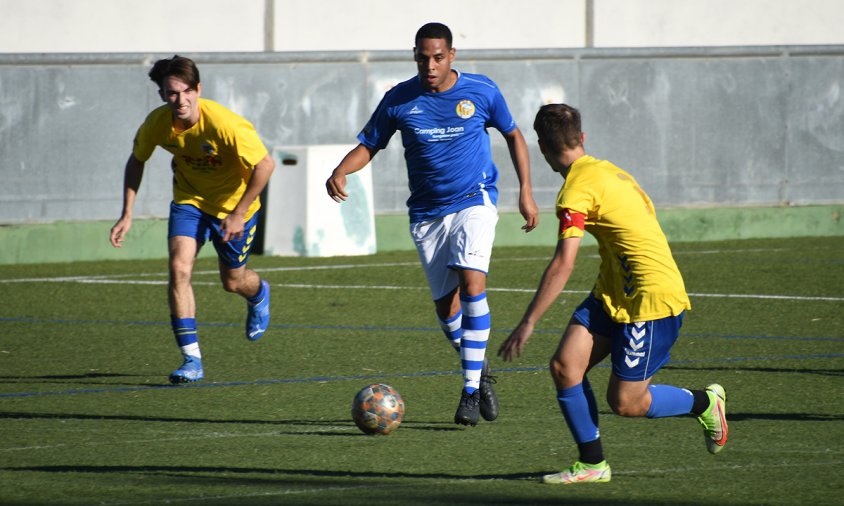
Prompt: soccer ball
<box><xmin>351</xmin><ymin>383</ymin><xmax>405</xmax><ymax>435</ymax></box>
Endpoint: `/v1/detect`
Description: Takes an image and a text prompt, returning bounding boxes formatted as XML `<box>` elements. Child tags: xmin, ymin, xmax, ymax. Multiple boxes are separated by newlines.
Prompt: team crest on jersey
<box><xmin>456</xmin><ymin>100</ymin><xmax>475</xmax><ymax>119</ymax></box>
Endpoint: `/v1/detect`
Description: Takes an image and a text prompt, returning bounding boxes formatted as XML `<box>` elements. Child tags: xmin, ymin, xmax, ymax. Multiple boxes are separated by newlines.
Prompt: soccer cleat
<box><xmin>697</xmin><ymin>383</ymin><xmax>728</xmax><ymax>454</ymax></box>
<box><xmin>454</xmin><ymin>389</ymin><xmax>481</xmax><ymax>426</ymax></box>
<box><xmin>169</xmin><ymin>355</ymin><xmax>204</xmax><ymax>384</ymax></box>
<box><xmin>246</xmin><ymin>280</ymin><xmax>271</xmax><ymax>341</ymax></box>
<box><xmin>541</xmin><ymin>460</ymin><xmax>611</xmax><ymax>485</ymax></box>
<box><xmin>479</xmin><ymin>358</ymin><xmax>499</xmax><ymax>422</ymax></box>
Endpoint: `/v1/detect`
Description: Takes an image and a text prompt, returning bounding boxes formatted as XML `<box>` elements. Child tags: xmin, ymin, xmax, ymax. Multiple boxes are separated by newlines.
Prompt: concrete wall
<box><xmin>1</xmin><ymin>0</ymin><xmax>844</xmax><ymax>264</ymax></box>
<box><xmin>2</xmin><ymin>46</ymin><xmax>843</xmax><ymax>228</ymax></box>
<box><xmin>2</xmin><ymin>0</ymin><xmax>844</xmax><ymax>53</ymax></box>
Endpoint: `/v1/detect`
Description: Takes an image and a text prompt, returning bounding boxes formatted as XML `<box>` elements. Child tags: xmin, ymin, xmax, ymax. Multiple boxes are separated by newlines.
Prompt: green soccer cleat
<box><xmin>697</xmin><ymin>383</ymin><xmax>728</xmax><ymax>454</ymax></box>
<box><xmin>541</xmin><ymin>460</ymin><xmax>611</xmax><ymax>485</ymax></box>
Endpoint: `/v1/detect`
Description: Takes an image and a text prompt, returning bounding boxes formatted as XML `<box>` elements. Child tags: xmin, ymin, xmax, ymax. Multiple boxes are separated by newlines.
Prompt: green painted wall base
<box><xmin>376</xmin><ymin>204</ymin><xmax>844</xmax><ymax>251</ymax></box>
<box><xmin>1</xmin><ymin>205</ymin><xmax>842</xmax><ymax>265</ymax></box>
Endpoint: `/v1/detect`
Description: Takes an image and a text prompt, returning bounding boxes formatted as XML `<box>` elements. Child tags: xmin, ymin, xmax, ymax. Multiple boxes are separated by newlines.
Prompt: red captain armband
<box><xmin>558</xmin><ymin>209</ymin><xmax>586</xmax><ymax>237</ymax></box>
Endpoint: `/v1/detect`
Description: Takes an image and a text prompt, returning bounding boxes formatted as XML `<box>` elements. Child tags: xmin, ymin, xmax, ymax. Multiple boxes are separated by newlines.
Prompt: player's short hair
<box><xmin>415</xmin><ymin>22</ymin><xmax>453</xmax><ymax>49</ymax></box>
<box><xmin>148</xmin><ymin>55</ymin><xmax>201</xmax><ymax>90</ymax></box>
<box><xmin>534</xmin><ymin>103</ymin><xmax>583</xmax><ymax>153</ymax></box>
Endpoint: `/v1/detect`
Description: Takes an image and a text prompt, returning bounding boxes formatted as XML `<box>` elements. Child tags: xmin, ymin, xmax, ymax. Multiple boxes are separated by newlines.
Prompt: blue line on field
<box><xmin>1</xmin><ymin>353</ymin><xmax>842</xmax><ymax>399</ymax></box>
<box><xmin>1</xmin><ymin>316</ymin><xmax>841</xmax><ymax>342</ymax></box>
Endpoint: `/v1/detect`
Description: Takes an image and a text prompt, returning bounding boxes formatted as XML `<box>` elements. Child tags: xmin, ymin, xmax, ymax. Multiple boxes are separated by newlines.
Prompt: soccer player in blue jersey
<box><xmin>499</xmin><ymin>104</ymin><xmax>727</xmax><ymax>484</ymax></box>
<box><xmin>326</xmin><ymin>22</ymin><xmax>539</xmax><ymax>426</ymax></box>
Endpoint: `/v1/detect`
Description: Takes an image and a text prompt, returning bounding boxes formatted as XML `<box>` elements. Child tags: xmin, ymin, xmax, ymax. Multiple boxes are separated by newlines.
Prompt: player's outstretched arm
<box><xmin>110</xmin><ymin>155</ymin><xmax>145</xmax><ymax>248</ymax></box>
<box><xmin>326</xmin><ymin>144</ymin><xmax>378</xmax><ymax>202</ymax></box>
<box><xmin>498</xmin><ymin>237</ymin><xmax>580</xmax><ymax>361</ymax></box>
<box><xmin>502</xmin><ymin>127</ymin><xmax>539</xmax><ymax>232</ymax></box>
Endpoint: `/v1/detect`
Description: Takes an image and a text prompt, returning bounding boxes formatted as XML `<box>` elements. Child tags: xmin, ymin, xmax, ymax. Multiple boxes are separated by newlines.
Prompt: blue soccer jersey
<box><xmin>358</xmin><ymin>71</ymin><xmax>517</xmax><ymax>223</ymax></box>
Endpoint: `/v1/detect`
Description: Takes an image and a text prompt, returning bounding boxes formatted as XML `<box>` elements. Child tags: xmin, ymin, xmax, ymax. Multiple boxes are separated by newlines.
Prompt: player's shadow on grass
<box><xmin>726</xmin><ymin>412</ymin><xmax>843</xmax><ymax>422</ymax></box>
<box><xmin>0</xmin><ymin>411</ymin><xmax>462</xmax><ymax>434</ymax></box>
<box><xmin>663</xmin><ymin>365</ymin><xmax>844</xmax><ymax>377</ymax></box>
<box><xmin>0</xmin><ymin>372</ymin><xmax>138</xmax><ymax>380</ymax></box>
<box><xmin>0</xmin><ymin>372</ymin><xmax>160</xmax><ymax>387</ymax></box>
<box><xmin>0</xmin><ymin>464</ymin><xmax>543</xmax><ymax>481</ymax></box>
<box><xmin>0</xmin><ymin>464</ymin><xmax>722</xmax><ymax>505</ymax></box>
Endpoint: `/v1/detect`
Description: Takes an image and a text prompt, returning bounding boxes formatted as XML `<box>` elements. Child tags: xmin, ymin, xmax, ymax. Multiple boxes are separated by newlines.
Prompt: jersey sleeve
<box><xmin>230</xmin><ymin>119</ymin><xmax>269</xmax><ymax>168</ymax></box>
<box><xmin>486</xmin><ymin>84</ymin><xmax>517</xmax><ymax>134</ymax></box>
<box><xmin>132</xmin><ymin>118</ymin><xmax>158</xmax><ymax>162</ymax></box>
<box><xmin>557</xmin><ymin>208</ymin><xmax>586</xmax><ymax>240</ymax></box>
<box><xmin>556</xmin><ymin>170</ymin><xmax>594</xmax><ymax>240</ymax></box>
<box><xmin>358</xmin><ymin>93</ymin><xmax>398</xmax><ymax>150</ymax></box>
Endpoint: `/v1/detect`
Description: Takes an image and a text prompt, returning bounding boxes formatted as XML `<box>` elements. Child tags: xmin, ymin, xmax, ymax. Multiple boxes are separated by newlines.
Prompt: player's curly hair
<box><xmin>534</xmin><ymin>103</ymin><xmax>583</xmax><ymax>153</ymax></box>
<box><xmin>148</xmin><ymin>55</ymin><xmax>200</xmax><ymax>90</ymax></box>
<box><xmin>415</xmin><ymin>22</ymin><xmax>453</xmax><ymax>49</ymax></box>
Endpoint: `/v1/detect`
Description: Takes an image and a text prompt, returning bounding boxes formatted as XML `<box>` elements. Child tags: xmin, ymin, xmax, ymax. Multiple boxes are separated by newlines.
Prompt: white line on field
<box><xmin>98</xmin><ymin>483</ymin><xmax>406</xmax><ymax>506</ymax></box>
<box><xmin>616</xmin><ymin>459</ymin><xmax>843</xmax><ymax>475</ymax></box>
<box><xmin>0</xmin><ymin>246</ymin><xmax>791</xmax><ymax>284</ymax></box>
<box><xmin>13</xmin><ymin>276</ymin><xmax>842</xmax><ymax>302</ymax></box>
<box><xmin>2</xmin><ymin>248</ymin><xmax>841</xmax><ymax>302</ymax></box>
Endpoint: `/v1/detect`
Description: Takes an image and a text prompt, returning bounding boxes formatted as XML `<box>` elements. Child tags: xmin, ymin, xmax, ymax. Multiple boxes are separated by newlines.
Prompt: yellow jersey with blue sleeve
<box><xmin>132</xmin><ymin>98</ymin><xmax>268</xmax><ymax>221</ymax></box>
<box><xmin>556</xmin><ymin>155</ymin><xmax>691</xmax><ymax>323</ymax></box>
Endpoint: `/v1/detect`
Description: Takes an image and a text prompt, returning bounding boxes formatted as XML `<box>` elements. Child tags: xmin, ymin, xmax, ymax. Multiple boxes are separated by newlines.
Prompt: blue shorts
<box><xmin>168</xmin><ymin>202</ymin><xmax>260</xmax><ymax>268</ymax></box>
<box><xmin>572</xmin><ymin>293</ymin><xmax>684</xmax><ymax>381</ymax></box>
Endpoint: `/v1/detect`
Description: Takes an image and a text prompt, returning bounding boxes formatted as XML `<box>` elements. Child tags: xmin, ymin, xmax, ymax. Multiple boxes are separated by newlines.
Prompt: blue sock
<box><xmin>558</xmin><ymin>383</ymin><xmax>600</xmax><ymax>443</ymax></box>
<box><xmin>247</xmin><ymin>280</ymin><xmax>266</xmax><ymax>304</ymax></box>
<box><xmin>439</xmin><ymin>311</ymin><xmax>462</xmax><ymax>352</ymax></box>
<box><xmin>646</xmin><ymin>384</ymin><xmax>694</xmax><ymax>418</ymax></box>
<box><xmin>582</xmin><ymin>376</ymin><xmax>599</xmax><ymax>428</ymax></box>
<box><xmin>460</xmin><ymin>292</ymin><xmax>490</xmax><ymax>394</ymax></box>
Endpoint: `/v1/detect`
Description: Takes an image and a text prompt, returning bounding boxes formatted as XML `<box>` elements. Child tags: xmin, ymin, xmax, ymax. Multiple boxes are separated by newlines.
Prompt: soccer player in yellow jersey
<box><xmin>499</xmin><ymin>104</ymin><xmax>728</xmax><ymax>484</ymax></box>
<box><xmin>109</xmin><ymin>56</ymin><xmax>276</xmax><ymax>384</ymax></box>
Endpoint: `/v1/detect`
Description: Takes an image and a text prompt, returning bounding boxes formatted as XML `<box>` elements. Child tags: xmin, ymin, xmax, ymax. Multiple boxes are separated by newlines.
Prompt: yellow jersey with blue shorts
<box><xmin>557</xmin><ymin>155</ymin><xmax>691</xmax><ymax>323</ymax></box>
<box><xmin>132</xmin><ymin>98</ymin><xmax>269</xmax><ymax>221</ymax></box>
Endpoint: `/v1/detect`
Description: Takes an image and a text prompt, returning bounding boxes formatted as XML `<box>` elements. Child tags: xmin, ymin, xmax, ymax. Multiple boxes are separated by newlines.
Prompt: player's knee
<box><xmin>220</xmin><ymin>277</ymin><xmax>241</xmax><ymax>293</ymax></box>
<box><xmin>169</xmin><ymin>263</ymin><xmax>192</xmax><ymax>285</ymax></box>
<box><xmin>607</xmin><ymin>394</ymin><xmax>647</xmax><ymax>417</ymax></box>
<box><xmin>608</xmin><ymin>401</ymin><xmax>632</xmax><ymax>417</ymax></box>
<box><xmin>549</xmin><ymin>355</ymin><xmax>577</xmax><ymax>386</ymax></box>
<box><xmin>458</xmin><ymin>271</ymin><xmax>486</xmax><ymax>297</ymax></box>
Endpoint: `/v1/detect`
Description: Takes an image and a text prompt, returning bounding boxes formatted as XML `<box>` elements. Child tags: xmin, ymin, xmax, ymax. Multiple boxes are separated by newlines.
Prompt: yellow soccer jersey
<box><xmin>133</xmin><ymin>98</ymin><xmax>269</xmax><ymax>220</ymax></box>
<box><xmin>556</xmin><ymin>155</ymin><xmax>691</xmax><ymax>323</ymax></box>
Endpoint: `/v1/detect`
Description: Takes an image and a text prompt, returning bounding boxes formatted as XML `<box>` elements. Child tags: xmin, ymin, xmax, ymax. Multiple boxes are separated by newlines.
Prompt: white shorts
<box><xmin>410</xmin><ymin>203</ymin><xmax>499</xmax><ymax>301</ymax></box>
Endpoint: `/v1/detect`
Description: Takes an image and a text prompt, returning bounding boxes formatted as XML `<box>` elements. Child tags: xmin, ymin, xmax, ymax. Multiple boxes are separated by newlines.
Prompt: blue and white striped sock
<box><xmin>171</xmin><ymin>316</ymin><xmax>201</xmax><ymax>359</ymax></box>
<box><xmin>459</xmin><ymin>292</ymin><xmax>490</xmax><ymax>393</ymax></box>
<box><xmin>439</xmin><ymin>311</ymin><xmax>462</xmax><ymax>352</ymax></box>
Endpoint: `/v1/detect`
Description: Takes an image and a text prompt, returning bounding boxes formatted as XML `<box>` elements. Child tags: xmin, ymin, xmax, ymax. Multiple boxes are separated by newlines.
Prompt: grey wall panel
<box><xmin>0</xmin><ymin>47</ymin><xmax>842</xmax><ymax>226</ymax></box>
<box><xmin>787</xmin><ymin>56</ymin><xmax>844</xmax><ymax>205</ymax></box>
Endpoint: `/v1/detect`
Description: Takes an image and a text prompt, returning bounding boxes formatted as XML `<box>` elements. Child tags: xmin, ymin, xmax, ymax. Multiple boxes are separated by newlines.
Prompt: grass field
<box><xmin>1</xmin><ymin>236</ymin><xmax>842</xmax><ymax>505</ymax></box>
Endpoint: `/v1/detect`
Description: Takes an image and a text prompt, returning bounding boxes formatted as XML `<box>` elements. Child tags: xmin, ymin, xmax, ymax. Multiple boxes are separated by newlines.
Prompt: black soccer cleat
<box><xmin>479</xmin><ymin>358</ymin><xmax>499</xmax><ymax>422</ymax></box>
<box><xmin>454</xmin><ymin>389</ymin><xmax>481</xmax><ymax>426</ymax></box>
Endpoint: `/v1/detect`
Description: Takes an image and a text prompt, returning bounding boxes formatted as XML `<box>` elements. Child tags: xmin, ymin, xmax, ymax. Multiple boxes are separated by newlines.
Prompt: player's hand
<box><xmin>326</xmin><ymin>171</ymin><xmax>348</xmax><ymax>202</ymax></box>
<box><xmin>520</xmin><ymin>195</ymin><xmax>539</xmax><ymax>233</ymax></box>
<box><xmin>498</xmin><ymin>321</ymin><xmax>535</xmax><ymax>362</ymax></box>
<box><xmin>109</xmin><ymin>217</ymin><xmax>132</xmax><ymax>248</ymax></box>
<box><xmin>220</xmin><ymin>213</ymin><xmax>245</xmax><ymax>242</ymax></box>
